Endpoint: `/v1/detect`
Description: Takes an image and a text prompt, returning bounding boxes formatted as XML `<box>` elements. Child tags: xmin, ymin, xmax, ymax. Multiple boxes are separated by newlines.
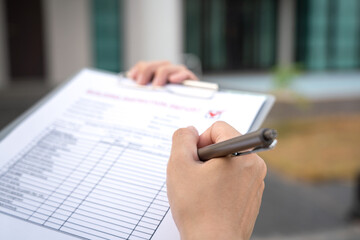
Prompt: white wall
<box><xmin>43</xmin><ymin>0</ymin><xmax>92</xmax><ymax>85</ymax></box>
<box><xmin>0</xmin><ymin>0</ymin><xmax>8</xmax><ymax>88</ymax></box>
<box><xmin>124</xmin><ymin>0</ymin><xmax>183</xmax><ymax>69</ymax></box>
<box><xmin>277</xmin><ymin>0</ymin><xmax>296</xmax><ymax>66</ymax></box>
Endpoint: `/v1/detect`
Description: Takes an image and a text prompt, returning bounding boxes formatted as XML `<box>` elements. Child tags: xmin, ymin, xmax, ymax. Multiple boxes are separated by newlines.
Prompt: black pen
<box><xmin>198</xmin><ymin>128</ymin><xmax>278</xmax><ymax>161</ymax></box>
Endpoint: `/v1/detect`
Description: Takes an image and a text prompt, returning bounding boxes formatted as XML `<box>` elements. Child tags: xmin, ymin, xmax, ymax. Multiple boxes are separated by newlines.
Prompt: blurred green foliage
<box><xmin>272</xmin><ymin>64</ymin><xmax>302</xmax><ymax>89</ymax></box>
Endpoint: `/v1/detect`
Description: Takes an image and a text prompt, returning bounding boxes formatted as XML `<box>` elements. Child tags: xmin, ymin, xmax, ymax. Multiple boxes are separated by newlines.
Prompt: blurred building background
<box><xmin>185</xmin><ymin>0</ymin><xmax>360</xmax><ymax>72</ymax></box>
<box><xmin>0</xmin><ymin>0</ymin><xmax>184</xmax><ymax>86</ymax></box>
<box><xmin>0</xmin><ymin>0</ymin><xmax>360</xmax><ymax>239</ymax></box>
<box><xmin>0</xmin><ymin>0</ymin><xmax>360</xmax><ymax>87</ymax></box>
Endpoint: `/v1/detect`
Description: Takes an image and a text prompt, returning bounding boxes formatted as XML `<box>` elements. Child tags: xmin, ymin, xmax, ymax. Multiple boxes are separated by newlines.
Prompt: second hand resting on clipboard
<box><xmin>126</xmin><ymin>60</ymin><xmax>199</xmax><ymax>86</ymax></box>
<box><xmin>125</xmin><ymin>60</ymin><xmax>271</xmax><ymax>240</ymax></box>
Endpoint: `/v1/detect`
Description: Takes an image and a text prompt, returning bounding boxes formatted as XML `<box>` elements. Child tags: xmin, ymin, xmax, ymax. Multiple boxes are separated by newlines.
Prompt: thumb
<box><xmin>170</xmin><ymin>126</ymin><xmax>199</xmax><ymax>166</ymax></box>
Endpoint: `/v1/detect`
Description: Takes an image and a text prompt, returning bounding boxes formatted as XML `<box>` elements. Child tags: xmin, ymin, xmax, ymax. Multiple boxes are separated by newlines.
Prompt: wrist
<box><xmin>179</xmin><ymin>221</ymin><xmax>244</xmax><ymax>240</ymax></box>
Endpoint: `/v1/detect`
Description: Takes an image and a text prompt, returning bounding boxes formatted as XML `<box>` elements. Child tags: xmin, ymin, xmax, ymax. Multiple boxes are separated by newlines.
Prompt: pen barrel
<box><xmin>198</xmin><ymin>128</ymin><xmax>274</xmax><ymax>161</ymax></box>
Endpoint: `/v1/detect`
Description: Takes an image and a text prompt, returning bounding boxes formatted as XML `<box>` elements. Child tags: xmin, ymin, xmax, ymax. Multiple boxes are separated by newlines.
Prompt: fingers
<box><xmin>168</xmin><ymin>70</ymin><xmax>198</xmax><ymax>84</ymax></box>
<box><xmin>127</xmin><ymin>61</ymin><xmax>198</xmax><ymax>86</ymax></box>
<box><xmin>127</xmin><ymin>61</ymin><xmax>171</xmax><ymax>85</ymax></box>
<box><xmin>152</xmin><ymin>65</ymin><xmax>187</xmax><ymax>86</ymax></box>
<box><xmin>170</xmin><ymin>126</ymin><xmax>199</xmax><ymax>166</ymax></box>
<box><xmin>127</xmin><ymin>65</ymin><xmax>139</xmax><ymax>80</ymax></box>
<box><xmin>198</xmin><ymin>121</ymin><xmax>267</xmax><ymax>180</ymax></box>
<box><xmin>198</xmin><ymin>121</ymin><xmax>241</xmax><ymax>148</ymax></box>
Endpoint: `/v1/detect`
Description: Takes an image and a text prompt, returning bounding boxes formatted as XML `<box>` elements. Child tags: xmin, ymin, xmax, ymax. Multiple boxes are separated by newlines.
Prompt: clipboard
<box><xmin>0</xmin><ymin>68</ymin><xmax>275</xmax><ymax>240</ymax></box>
<box><xmin>0</xmin><ymin>69</ymin><xmax>274</xmax><ymax>140</ymax></box>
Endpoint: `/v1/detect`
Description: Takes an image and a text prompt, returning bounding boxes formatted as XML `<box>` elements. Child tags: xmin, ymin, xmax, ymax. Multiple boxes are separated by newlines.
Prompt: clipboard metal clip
<box><xmin>232</xmin><ymin>139</ymin><xmax>278</xmax><ymax>157</ymax></box>
<box><xmin>166</xmin><ymin>80</ymin><xmax>218</xmax><ymax>99</ymax></box>
<box><xmin>118</xmin><ymin>73</ymin><xmax>219</xmax><ymax>99</ymax></box>
<box><xmin>182</xmin><ymin>80</ymin><xmax>219</xmax><ymax>91</ymax></box>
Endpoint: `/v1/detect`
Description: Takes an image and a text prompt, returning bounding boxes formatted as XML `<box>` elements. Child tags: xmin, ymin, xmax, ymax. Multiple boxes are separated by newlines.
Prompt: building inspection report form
<box><xmin>0</xmin><ymin>69</ymin><xmax>271</xmax><ymax>240</ymax></box>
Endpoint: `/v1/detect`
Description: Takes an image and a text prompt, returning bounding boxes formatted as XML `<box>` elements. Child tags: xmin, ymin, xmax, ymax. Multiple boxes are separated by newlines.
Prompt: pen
<box><xmin>198</xmin><ymin>128</ymin><xmax>277</xmax><ymax>161</ymax></box>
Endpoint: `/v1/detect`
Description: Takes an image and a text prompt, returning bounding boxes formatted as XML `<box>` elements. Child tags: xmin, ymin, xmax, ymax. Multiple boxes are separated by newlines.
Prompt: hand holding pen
<box><xmin>167</xmin><ymin>121</ymin><xmax>269</xmax><ymax>240</ymax></box>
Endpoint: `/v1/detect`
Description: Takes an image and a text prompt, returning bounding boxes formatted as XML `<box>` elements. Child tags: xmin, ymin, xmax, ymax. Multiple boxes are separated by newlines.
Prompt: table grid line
<box><xmin>0</xmin><ymin>120</ymin><xmax>172</xmax><ymax>240</ymax></box>
<box><xmin>27</xmin><ymin>129</ymin><xmax>103</xmax><ymax>222</ymax></box>
<box><xmin>128</xmin><ymin>181</ymin><xmax>167</xmax><ymax>239</ymax></box>
<box><xmin>58</xmin><ymin>142</ymin><xmax>128</xmax><ymax>229</ymax></box>
<box><xmin>42</xmin><ymin>140</ymin><xmax>115</xmax><ymax>225</ymax></box>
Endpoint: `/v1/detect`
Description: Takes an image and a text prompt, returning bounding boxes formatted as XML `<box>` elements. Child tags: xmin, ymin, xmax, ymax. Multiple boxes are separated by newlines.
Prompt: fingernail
<box><xmin>152</xmin><ymin>78</ymin><xmax>159</xmax><ymax>86</ymax></box>
<box><xmin>137</xmin><ymin>75</ymin><xmax>143</xmax><ymax>84</ymax></box>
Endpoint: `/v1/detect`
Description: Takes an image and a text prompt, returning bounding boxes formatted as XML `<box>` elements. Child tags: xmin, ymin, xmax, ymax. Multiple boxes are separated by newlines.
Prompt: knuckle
<box><xmin>172</xmin><ymin>127</ymin><xmax>195</xmax><ymax>143</ymax></box>
<box><xmin>240</xmin><ymin>155</ymin><xmax>267</xmax><ymax>179</ymax></box>
<box><xmin>138</xmin><ymin>63</ymin><xmax>147</xmax><ymax>72</ymax></box>
<box><xmin>155</xmin><ymin>66</ymin><xmax>168</xmax><ymax>76</ymax></box>
<box><xmin>254</xmin><ymin>156</ymin><xmax>267</xmax><ymax>180</ymax></box>
<box><xmin>177</xmin><ymin>64</ymin><xmax>187</xmax><ymax>70</ymax></box>
<box><xmin>161</xmin><ymin>60</ymin><xmax>171</xmax><ymax>65</ymax></box>
<box><xmin>212</xmin><ymin>121</ymin><xmax>227</xmax><ymax>130</ymax></box>
<box><xmin>137</xmin><ymin>61</ymin><xmax>146</xmax><ymax>67</ymax></box>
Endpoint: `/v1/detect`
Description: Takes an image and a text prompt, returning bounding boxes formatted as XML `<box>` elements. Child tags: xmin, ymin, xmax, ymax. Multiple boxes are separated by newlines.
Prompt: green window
<box><xmin>92</xmin><ymin>0</ymin><xmax>123</xmax><ymax>72</ymax></box>
<box><xmin>296</xmin><ymin>0</ymin><xmax>360</xmax><ymax>70</ymax></box>
<box><xmin>184</xmin><ymin>0</ymin><xmax>277</xmax><ymax>72</ymax></box>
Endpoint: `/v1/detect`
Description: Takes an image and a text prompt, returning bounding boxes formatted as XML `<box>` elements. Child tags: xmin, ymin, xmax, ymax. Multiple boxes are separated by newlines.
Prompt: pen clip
<box><xmin>232</xmin><ymin>139</ymin><xmax>278</xmax><ymax>157</ymax></box>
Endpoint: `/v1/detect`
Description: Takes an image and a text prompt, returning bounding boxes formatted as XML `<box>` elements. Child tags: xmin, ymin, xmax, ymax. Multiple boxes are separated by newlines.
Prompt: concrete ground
<box><xmin>252</xmin><ymin>171</ymin><xmax>359</xmax><ymax>239</ymax></box>
<box><xmin>1</xmin><ymin>76</ymin><xmax>360</xmax><ymax>239</ymax></box>
<box><xmin>204</xmin><ymin>71</ymin><xmax>360</xmax><ymax>101</ymax></box>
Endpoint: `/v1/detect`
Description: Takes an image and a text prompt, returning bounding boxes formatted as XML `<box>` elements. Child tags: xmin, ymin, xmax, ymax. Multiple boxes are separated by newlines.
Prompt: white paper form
<box><xmin>0</xmin><ymin>69</ymin><xmax>267</xmax><ymax>240</ymax></box>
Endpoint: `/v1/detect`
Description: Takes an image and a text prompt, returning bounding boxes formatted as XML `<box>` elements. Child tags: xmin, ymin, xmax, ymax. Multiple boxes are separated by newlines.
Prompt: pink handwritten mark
<box><xmin>86</xmin><ymin>89</ymin><xmax>200</xmax><ymax>112</ymax></box>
